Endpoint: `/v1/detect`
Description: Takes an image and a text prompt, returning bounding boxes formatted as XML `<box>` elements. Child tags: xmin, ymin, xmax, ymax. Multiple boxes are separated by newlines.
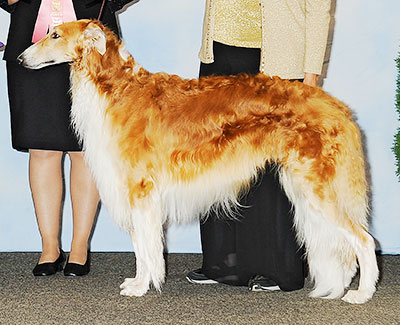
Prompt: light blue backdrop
<box><xmin>0</xmin><ymin>0</ymin><xmax>399</xmax><ymax>254</ymax></box>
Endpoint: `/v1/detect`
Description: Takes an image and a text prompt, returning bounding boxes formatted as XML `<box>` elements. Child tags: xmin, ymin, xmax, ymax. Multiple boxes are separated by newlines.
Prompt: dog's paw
<box><xmin>309</xmin><ymin>287</ymin><xmax>341</xmax><ymax>299</ymax></box>
<box><xmin>320</xmin><ymin>287</ymin><xmax>344</xmax><ymax>300</ymax></box>
<box><xmin>120</xmin><ymin>277</ymin><xmax>149</xmax><ymax>297</ymax></box>
<box><xmin>120</xmin><ymin>278</ymin><xmax>135</xmax><ymax>289</ymax></box>
<box><xmin>341</xmin><ymin>289</ymin><xmax>373</xmax><ymax>304</ymax></box>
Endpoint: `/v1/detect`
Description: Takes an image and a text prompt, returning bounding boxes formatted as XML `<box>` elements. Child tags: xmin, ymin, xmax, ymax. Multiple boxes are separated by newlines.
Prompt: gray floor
<box><xmin>0</xmin><ymin>253</ymin><xmax>399</xmax><ymax>324</ymax></box>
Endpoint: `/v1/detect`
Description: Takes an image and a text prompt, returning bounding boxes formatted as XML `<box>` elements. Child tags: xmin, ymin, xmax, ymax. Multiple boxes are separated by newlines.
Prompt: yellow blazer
<box><xmin>199</xmin><ymin>0</ymin><xmax>331</xmax><ymax>79</ymax></box>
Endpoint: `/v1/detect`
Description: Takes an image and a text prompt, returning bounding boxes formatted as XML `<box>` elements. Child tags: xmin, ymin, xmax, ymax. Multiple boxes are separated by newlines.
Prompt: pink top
<box><xmin>32</xmin><ymin>0</ymin><xmax>77</xmax><ymax>43</ymax></box>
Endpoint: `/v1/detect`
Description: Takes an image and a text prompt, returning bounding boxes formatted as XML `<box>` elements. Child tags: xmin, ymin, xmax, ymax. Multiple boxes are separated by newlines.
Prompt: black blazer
<box><xmin>1</xmin><ymin>0</ymin><xmax>135</xmax><ymax>61</ymax></box>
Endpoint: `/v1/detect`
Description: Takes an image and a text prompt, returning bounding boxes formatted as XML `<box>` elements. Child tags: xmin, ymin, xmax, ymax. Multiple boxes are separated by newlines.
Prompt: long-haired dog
<box><xmin>19</xmin><ymin>20</ymin><xmax>378</xmax><ymax>304</ymax></box>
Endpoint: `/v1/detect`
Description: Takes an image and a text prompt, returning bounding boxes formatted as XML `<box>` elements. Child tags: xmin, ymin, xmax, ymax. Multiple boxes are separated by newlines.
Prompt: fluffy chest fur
<box><xmin>70</xmin><ymin>69</ymin><xmax>135</xmax><ymax>231</ymax></box>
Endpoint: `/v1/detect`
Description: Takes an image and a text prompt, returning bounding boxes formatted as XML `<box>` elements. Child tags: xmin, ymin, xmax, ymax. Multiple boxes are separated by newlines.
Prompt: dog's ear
<box><xmin>83</xmin><ymin>23</ymin><xmax>107</xmax><ymax>55</ymax></box>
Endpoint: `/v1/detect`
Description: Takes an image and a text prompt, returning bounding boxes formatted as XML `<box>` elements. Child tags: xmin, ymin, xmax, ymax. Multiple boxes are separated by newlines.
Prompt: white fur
<box><xmin>159</xmin><ymin>163</ymin><xmax>262</xmax><ymax>225</ymax></box>
<box><xmin>70</xmin><ymin>70</ymin><xmax>134</xmax><ymax>231</ymax></box>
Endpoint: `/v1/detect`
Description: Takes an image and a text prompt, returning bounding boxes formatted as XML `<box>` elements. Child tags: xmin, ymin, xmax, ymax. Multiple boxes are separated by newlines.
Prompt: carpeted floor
<box><xmin>0</xmin><ymin>253</ymin><xmax>398</xmax><ymax>324</ymax></box>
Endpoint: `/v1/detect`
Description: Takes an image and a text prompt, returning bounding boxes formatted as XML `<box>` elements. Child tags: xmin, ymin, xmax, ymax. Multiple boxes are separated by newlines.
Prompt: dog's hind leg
<box><xmin>279</xmin><ymin>169</ymin><xmax>356</xmax><ymax>300</ymax></box>
<box><xmin>280</xmin><ymin>167</ymin><xmax>378</xmax><ymax>304</ymax></box>
<box><xmin>341</xmin><ymin>227</ymin><xmax>378</xmax><ymax>304</ymax></box>
<box><xmin>120</xmin><ymin>194</ymin><xmax>165</xmax><ymax>297</ymax></box>
<box><xmin>306</xmin><ymin>228</ymin><xmax>356</xmax><ymax>300</ymax></box>
<box><xmin>294</xmin><ymin>204</ymin><xmax>351</xmax><ymax>300</ymax></box>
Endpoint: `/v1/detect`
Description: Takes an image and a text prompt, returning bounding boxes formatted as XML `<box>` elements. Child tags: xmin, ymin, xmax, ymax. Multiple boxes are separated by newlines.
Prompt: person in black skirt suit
<box><xmin>1</xmin><ymin>0</ymin><xmax>135</xmax><ymax>276</ymax></box>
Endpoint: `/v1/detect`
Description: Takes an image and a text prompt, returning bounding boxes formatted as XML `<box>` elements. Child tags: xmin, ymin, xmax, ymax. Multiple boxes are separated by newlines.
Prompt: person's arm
<box><xmin>303</xmin><ymin>0</ymin><xmax>331</xmax><ymax>86</ymax></box>
<box><xmin>0</xmin><ymin>0</ymin><xmax>18</xmax><ymax>12</ymax></box>
<box><xmin>107</xmin><ymin>0</ymin><xmax>138</xmax><ymax>13</ymax></box>
<box><xmin>303</xmin><ymin>72</ymin><xmax>319</xmax><ymax>87</ymax></box>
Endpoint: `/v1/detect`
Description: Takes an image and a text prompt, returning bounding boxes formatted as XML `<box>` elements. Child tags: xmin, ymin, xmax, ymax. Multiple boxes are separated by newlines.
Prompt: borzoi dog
<box><xmin>19</xmin><ymin>20</ymin><xmax>378</xmax><ymax>304</ymax></box>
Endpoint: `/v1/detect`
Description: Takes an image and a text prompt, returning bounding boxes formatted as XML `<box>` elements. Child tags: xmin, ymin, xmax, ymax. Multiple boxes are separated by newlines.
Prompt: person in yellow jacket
<box><xmin>187</xmin><ymin>0</ymin><xmax>331</xmax><ymax>291</ymax></box>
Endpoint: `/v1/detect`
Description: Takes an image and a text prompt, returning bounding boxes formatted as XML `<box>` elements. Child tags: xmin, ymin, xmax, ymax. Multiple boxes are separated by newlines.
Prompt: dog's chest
<box><xmin>70</xmin><ymin>76</ymin><xmax>133</xmax><ymax>229</ymax></box>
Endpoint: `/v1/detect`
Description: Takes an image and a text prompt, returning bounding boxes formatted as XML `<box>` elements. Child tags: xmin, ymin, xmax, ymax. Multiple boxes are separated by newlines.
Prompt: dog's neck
<box><xmin>70</xmin><ymin>38</ymin><xmax>145</xmax><ymax>101</ymax></box>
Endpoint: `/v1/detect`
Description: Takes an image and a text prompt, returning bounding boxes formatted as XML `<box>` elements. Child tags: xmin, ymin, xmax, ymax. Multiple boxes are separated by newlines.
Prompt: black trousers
<box><xmin>199</xmin><ymin>42</ymin><xmax>306</xmax><ymax>291</ymax></box>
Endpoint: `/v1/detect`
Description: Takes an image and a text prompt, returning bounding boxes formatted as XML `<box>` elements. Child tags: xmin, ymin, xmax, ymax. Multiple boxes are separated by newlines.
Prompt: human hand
<box><xmin>8</xmin><ymin>0</ymin><xmax>19</xmax><ymax>4</ymax></box>
<box><xmin>303</xmin><ymin>73</ymin><xmax>319</xmax><ymax>87</ymax></box>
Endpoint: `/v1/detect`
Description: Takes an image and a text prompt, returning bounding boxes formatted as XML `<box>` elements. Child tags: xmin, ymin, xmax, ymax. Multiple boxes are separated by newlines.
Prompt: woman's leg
<box><xmin>68</xmin><ymin>152</ymin><xmax>100</xmax><ymax>264</ymax></box>
<box><xmin>29</xmin><ymin>149</ymin><xmax>64</xmax><ymax>264</ymax></box>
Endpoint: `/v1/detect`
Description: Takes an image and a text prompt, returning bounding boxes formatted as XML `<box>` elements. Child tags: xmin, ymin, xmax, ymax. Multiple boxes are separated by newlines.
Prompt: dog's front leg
<box><xmin>120</xmin><ymin>202</ymin><xmax>165</xmax><ymax>297</ymax></box>
<box><xmin>120</xmin><ymin>231</ymin><xmax>151</xmax><ymax>297</ymax></box>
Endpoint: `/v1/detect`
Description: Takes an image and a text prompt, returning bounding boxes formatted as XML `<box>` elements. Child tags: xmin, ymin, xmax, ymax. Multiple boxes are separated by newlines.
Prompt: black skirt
<box><xmin>7</xmin><ymin>61</ymin><xmax>80</xmax><ymax>152</ymax></box>
<box><xmin>199</xmin><ymin>42</ymin><xmax>306</xmax><ymax>291</ymax></box>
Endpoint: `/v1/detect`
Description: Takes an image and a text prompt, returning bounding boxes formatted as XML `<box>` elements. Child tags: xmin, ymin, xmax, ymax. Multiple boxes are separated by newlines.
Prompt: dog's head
<box><xmin>18</xmin><ymin>20</ymin><xmax>108</xmax><ymax>69</ymax></box>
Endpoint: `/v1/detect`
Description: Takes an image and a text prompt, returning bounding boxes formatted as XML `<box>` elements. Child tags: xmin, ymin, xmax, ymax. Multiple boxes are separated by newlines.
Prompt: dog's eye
<box><xmin>51</xmin><ymin>32</ymin><xmax>60</xmax><ymax>39</ymax></box>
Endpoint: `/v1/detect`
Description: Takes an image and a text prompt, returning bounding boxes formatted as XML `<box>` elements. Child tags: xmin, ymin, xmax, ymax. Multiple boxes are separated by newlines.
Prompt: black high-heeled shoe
<box><xmin>64</xmin><ymin>251</ymin><xmax>90</xmax><ymax>277</ymax></box>
<box><xmin>32</xmin><ymin>250</ymin><xmax>66</xmax><ymax>276</ymax></box>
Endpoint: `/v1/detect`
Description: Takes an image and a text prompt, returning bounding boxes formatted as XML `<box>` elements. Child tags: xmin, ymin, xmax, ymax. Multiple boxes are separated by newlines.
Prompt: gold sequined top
<box><xmin>213</xmin><ymin>0</ymin><xmax>261</xmax><ymax>49</ymax></box>
<box><xmin>199</xmin><ymin>0</ymin><xmax>331</xmax><ymax>79</ymax></box>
